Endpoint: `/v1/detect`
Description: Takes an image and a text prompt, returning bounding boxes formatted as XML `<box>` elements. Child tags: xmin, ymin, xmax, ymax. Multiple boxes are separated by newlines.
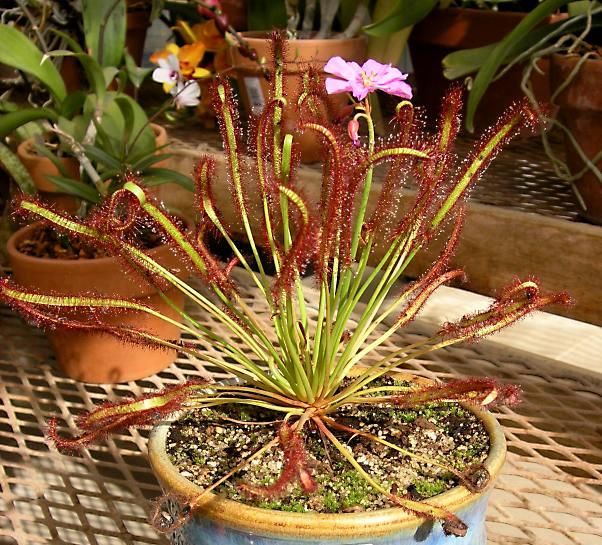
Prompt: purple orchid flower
<box><xmin>324</xmin><ymin>57</ymin><xmax>412</xmax><ymax>101</ymax></box>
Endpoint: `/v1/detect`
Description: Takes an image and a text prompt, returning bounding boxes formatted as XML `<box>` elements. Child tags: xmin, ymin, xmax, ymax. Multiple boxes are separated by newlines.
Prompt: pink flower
<box><xmin>324</xmin><ymin>57</ymin><xmax>412</xmax><ymax>101</ymax></box>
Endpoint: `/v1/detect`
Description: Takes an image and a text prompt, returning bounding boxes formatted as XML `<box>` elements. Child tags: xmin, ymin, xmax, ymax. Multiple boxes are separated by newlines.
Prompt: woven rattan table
<box><xmin>1</xmin><ymin>270</ymin><xmax>601</xmax><ymax>545</ymax></box>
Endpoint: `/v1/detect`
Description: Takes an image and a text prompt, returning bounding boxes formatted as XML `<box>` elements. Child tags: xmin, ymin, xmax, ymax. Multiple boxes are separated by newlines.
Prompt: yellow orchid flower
<box><xmin>176</xmin><ymin>19</ymin><xmax>226</xmax><ymax>52</ymax></box>
<box><xmin>178</xmin><ymin>42</ymin><xmax>207</xmax><ymax>77</ymax></box>
<box><xmin>150</xmin><ymin>43</ymin><xmax>180</xmax><ymax>64</ymax></box>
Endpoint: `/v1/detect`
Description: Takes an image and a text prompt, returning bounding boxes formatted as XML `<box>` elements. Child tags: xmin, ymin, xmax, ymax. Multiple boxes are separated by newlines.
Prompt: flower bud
<box><xmin>347</xmin><ymin>118</ymin><xmax>360</xmax><ymax>146</ymax></box>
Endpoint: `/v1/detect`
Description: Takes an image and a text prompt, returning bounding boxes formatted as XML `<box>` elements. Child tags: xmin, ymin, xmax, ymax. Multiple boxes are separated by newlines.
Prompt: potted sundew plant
<box><xmin>1</xmin><ymin>35</ymin><xmax>569</xmax><ymax>543</ymax></box>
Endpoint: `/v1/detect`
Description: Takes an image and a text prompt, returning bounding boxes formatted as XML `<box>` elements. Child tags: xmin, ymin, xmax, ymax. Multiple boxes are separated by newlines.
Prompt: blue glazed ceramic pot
<box><xmin>148</xmin><ymin>386</ymin><xmax>505</xmax><ymax>545</ymax></box>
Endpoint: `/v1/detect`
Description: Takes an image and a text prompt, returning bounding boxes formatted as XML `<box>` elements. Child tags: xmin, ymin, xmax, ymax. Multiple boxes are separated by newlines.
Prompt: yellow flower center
<box><xmin>361</xmin><ymin>70</ymin><xmax>376</xmax><ymax>88</ymax></box>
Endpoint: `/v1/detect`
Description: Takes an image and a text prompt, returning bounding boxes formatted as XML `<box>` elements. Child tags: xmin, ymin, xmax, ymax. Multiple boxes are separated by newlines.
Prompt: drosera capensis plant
<box><xmin>0</xmin><ymin>34</ymin><xmax>571</xmax><ymax>537</ymax></box>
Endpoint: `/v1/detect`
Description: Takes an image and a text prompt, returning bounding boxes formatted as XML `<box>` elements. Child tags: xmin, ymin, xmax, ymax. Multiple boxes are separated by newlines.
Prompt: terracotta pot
<box><xmin>409</xmin><ymin>8</ymin><xmax>556</xmax><ymax>131</ymax></box>
<box><xmin>147</xmin><ymin>124</ymin><xmax>191</xmax><ymax>213</ymax></box>
<box><xmin>149</xmin><ymin>373</ymin><xmax>506</xmax><ymax>544</ymax></box>
<box><xmin>16</xmin><ymin>139</ymin><xmax>81</xmax><ymax>213</ymax></box>
<box><xmin>229</xmin><ymin>33</ymin><xmax>367</xmax><ymax>162</ymax></box>
<box><xmin>551</xmin><ymin>54</ymin><xmax>602</xmax><ymax>225</ymax></box>
<box><xmin>7</xmin><ymin>222</ymin><xmax>186</xmax><ymax>383</ymax></box>
<box><xmin>17</xmin><ymin>123</ymin><xmax>168</xmax><ymax>212</ymax></box>
<box><xmin>126</xmin><ymin>8</ymin><xmax>152</xmax><ymax>67</ymax></box>
<box><xmin>151</xmin><ymin>123</ymin><xmax>170</xmax><ymax>169</ymax></box>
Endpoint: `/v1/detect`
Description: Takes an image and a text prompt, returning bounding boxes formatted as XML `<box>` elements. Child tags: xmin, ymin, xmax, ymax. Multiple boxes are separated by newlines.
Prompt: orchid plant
<box><xmin>0</xmin><ymin>0</ymin><xmax>194</xmax><ymax>208</ymax></box>
<box><xmin>1</xmin><ymin>35</ymin><xmax>569</xmax><ymax>536</ymax></box>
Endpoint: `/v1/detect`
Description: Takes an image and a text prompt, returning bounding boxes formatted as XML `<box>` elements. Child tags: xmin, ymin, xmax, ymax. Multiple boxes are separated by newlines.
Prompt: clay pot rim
<box><xmin>17</xmin><ymin>122</ymin><xmax>166</xmax><ymax>161</ymax></box>
<box><xmin>16</xmin><ymin>138</ymin><xmax>73</xmax><ymax>163</ymax></box>
<box><xmin>239</xmin><ymin>30</ymin><xmax>366</xmax><ymax>46</ymax></box>
<box><xmin>148</xmin><ymin>372</ymin><xmax>506</xmax><ymax>539</ymax></box>
<box><xmin>6</xmin><ymin>221</ymin><xmax>174</xmax><ymax>269</ymax></box>
<box><xmin>551</xmin><ymin>52</ymin><xmax>602</xmax><ymax>69</ymax></box>
<box><xmin>151</xmin><ymin>122</ymin><xmax>167</xmax><ymax>141</ymax></box>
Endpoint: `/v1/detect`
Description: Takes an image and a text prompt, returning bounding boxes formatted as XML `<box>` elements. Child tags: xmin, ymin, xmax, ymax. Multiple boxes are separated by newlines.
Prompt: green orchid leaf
<box><xmin>114</xmin><ymin>95</ymin><xmax>156</xmax><ymax>160</ymax></box>
<box><xmin>99</xmin><ymin>169</ymin><xmax>121</xmax><ymax>182</ymax></box>
<box><xmin>74</xmin><ymin>53</ymin><xmax>109</xmax><ymax>98</ymax></box>
<box><xmin>444</xmin><ymin>13</ymin><xmax>602</xmax><ymax>81</ymax></box>
<box><xmin>82</xmin><ymin>0</ymin><xmax>127</xmax><ymax>68</ymax></box>
<box><xmin>47</xmin><ymin>49</ymin><xmax>109</xmax><ymax>99</ymax></box>
<box><xmin>90</xmin><ymin>115</ymin><xmax>121</xmax><ymax>159</ymax></box>
<box><xmin>0</xmin><ymin>24</ymin><xmax>66</xmax><ymax>102</ymax></box>
<box><xmin>132</xmin><ymin>153</ymin><xmax>173</xmax><ymax>171</ymax></box>
<box><xmin>87</xmin><ymin>94</ymin><xmax>154</xmax><ymax>168</ymax></box>
<box><xmin>46</xmin><ymin>176</ymin><xmax>100</xmax><ymax>203</ymax></box>
<box><xmin>116</xmin><ymin>96</ymin><xmax>135</xmax><ymax>155</ymax></box>
<box><xmin>103</xmin><ymin>67</ymin><xmax>120</xmax><ymax>87</ymax></box>
<box><xmin>50</xmin><ymin>29</ymin><xmax>85</xmax><ymax>55</ymax></box>
<box><xmin>363</xmin><ymin>0</ymin><xmax>439</xmax><ymax>37</ymax></box>
<box><xmin>465</xmin><ymin>0</ymin><xmax>572</xmax><ymax>132</ymax></box>
<box><xmin>124</xmin><ymin>51</ymin><xmax>153</xmax><ymax>89</ymax></box>
<box><xmin>142</xmin><ymin>168</ymin><xmax>194</xmax><ymax>191</ymax></box>
<box><xmin>568</xmin><ymin>0</ymin><xmax>601</xmax><ymax>16</ymax></box>
<box><xmin>0</xmin><ymin>142</ymin><xmax>36</xmax><ymax>194</ymax></box>
<box><xmin>82</xmin><ymin>144</ymin><xmax>123</xmax><ymax>171</ymax></box>
<box><xmin>443</xmin><ymin>44</ymin><xmax>498</xmax><ymax>80</ymax></box>
<box><xmin>60</xmin><ymin>92</ymin><xmax>87</xmax><ymax>119</ymax></box>
<box><xmin>0</xmin><ymin>108</ymin><xmax>58</xmax><ymax>140</ymax></box>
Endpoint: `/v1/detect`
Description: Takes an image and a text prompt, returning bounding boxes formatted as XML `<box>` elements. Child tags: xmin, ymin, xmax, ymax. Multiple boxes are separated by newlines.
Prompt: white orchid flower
<box><xmin>152</xmin><ymin>54</ymin><xmax>181</xmax><ymax>94</ymax></box>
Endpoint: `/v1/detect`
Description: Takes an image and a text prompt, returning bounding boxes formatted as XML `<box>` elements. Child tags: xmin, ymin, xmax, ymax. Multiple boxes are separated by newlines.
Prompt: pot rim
<box><xmin>148</xmin><ymin>374</ymin><xmax>506</xmax><ymax>539</ymax></box>
<box><xmin>17</xmin><ymin>122</ymin><xmax>165</xmax><ymax>162</ymax></box>
<box><xmin>6</xmin><ymin>221</ymin><xmax>173</xmax><ymax>268</ymax></box>
<box><xmin>16</xmin><ymin>138</ymin><xmax>77</xmax><ymax>163</ymax></box>
<box><xmin>238</xmin><ymin>30</ymin><xmax>367</xmax><ymax>45</ymax></box>
<box><xmin>551</xmin><ymin>52</ymin><xmax>602</xmax><ymax>67</ymax></box>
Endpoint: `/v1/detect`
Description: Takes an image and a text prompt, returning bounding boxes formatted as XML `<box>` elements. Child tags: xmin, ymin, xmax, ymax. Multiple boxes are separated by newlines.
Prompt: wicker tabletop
<box><xmin>1</xmin><ymin>270</ymin><xmax>601</xmax><ymax>545</ymax></box>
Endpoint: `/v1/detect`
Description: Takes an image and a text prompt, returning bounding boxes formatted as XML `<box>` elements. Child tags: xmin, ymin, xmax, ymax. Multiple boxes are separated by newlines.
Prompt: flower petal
<box><xmin>324</xmin><ymin>56</ymin><xmax>362</xmax><ymax>81</ymax></box>
<box><xmin>325</xmin><ymin>77</ymin><xmax>353</xmax><ymax>96</ymax></box>
<box><xmin>380</xmin><ymin>79</ymin><xmax>413</xmax><ymax>99</ymax></box>
<box><xmin>374</xmin><ymin>66</ymin><xmax>407</xmax><ymax>86</ymax></box>
<box><xmin>166</xmin><ymin>43</ymin><xmax>180</xmax><ymax>56</ymax></box>
<box><xmin>152</xmin><ymin>68</ymin><xmax>172</xmax><ymax>83</ymax></box>
<box><xmin>351</xmin><ymin>84</ymin><xmax>370</xmax><ymax>101</ymax></box>
<box><xmin>150</xmin><ymin>48</ymin><xmax>169</xmax><ymax>64</ymax></box>
<box><xmin>175</xmin><ymin>81</ymin><xmax>201</xmax><ymax>108</ymax></box>
<box><xmin>165</xmin><ymin>54</ymin><xmax>181</xmax><ymax>73</ymax></box>
<box><xmin>179</xmin><ymin>42</ymin><xmax>206</xmax><ymax>69</ymax></box>
<box><xmin>163</xmin><ymin>81</ymin><xmax>177</xmax><ymax>94</ymax></box>
<box><xmin>192</xmin><ymin>67</ymin><xmax>212</xmax><ymax>79</ymax></box>
<box><xmin>362</xmin><ymin>59</ymin><xmax>391</xmax><ymax>79</ymax></box>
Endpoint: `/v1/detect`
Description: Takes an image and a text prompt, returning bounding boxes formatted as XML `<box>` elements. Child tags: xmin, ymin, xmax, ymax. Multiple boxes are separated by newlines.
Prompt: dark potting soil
<box><xmin>17</xmin><ymin>223</ymin><xmax>166</xmax><ymax>260</ymax></box>
<box><xmin>166</xmin><ymin>379</ymin><xmax>490</xmax><ymax>514</ymax></box>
